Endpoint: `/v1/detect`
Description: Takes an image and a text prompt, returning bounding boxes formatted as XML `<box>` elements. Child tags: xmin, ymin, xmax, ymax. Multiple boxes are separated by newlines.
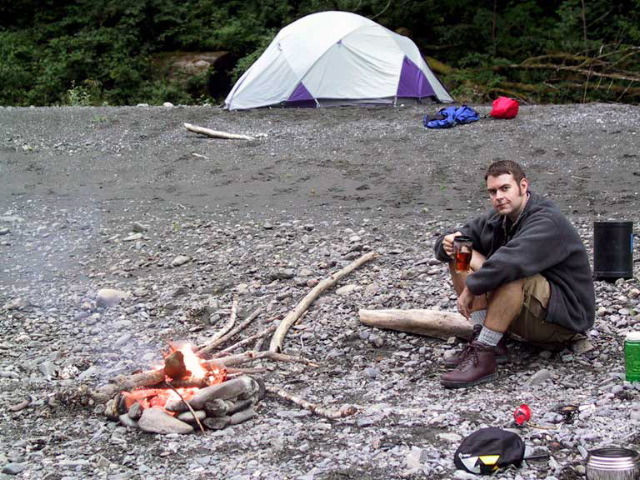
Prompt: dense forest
<box><xmin>1</xmin><ymin>0</ymin><xmax>638</xmax><ymax>106</ymax></box>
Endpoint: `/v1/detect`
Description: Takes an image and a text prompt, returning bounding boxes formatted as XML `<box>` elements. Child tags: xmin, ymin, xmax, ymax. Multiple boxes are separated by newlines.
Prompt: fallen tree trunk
<box><xmin>358</xmin><ymin>309</ymin><xmax>473</xmax><ymax>341</ymax></box>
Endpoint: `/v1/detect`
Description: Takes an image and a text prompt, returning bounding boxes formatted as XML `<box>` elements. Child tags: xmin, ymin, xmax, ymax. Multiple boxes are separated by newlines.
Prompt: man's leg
<box><xmin>444</xmin><ymin>253</ymin><xmax>504</xmax><ymax>368</ymax></box>
<box><xmin>481</xmin><ymin>278</ymin><xmax>524</xmax><ymax>335</ymax></box>
<box><xmin>441</xmin><ymin>278</ymin><xmax>524</xmax><ymax>388</ymax></box>
<box><xmin>508</xmin><ymin>275</ymin><xmax>582</xmax><ymax>351</ymax></box>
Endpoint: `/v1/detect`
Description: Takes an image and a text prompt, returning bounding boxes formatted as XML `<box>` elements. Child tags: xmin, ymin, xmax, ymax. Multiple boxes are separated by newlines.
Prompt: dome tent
<box><xmin>224</xmin><ymin>11</ymin><xmax>454</xmax><ymax>110</ymax></box>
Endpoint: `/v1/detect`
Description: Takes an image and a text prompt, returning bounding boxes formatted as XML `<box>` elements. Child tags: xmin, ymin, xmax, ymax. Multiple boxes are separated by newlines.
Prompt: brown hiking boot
<box><xmin>440</xmin><ymin>341</ymin><xmax>498</xmax><ymax>388</ymax></box>
<box><xmin>444</xmin><ymin>325</ymin><xmax>508</xmax><ymax>368</ymax></box>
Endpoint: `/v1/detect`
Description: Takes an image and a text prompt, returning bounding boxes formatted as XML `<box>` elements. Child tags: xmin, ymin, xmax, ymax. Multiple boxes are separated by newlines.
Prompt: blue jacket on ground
<box><xmin>423</xmin><ymin>106</ymin><xmax>480</xmax><ymax>129</ymax></box>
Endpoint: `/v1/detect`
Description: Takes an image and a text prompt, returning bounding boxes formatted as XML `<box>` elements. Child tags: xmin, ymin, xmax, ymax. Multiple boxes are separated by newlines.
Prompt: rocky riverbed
<box><xmin>0</xmin><ymin>103</ymin><xmax>639</xmax><ymax>479</ymax></box>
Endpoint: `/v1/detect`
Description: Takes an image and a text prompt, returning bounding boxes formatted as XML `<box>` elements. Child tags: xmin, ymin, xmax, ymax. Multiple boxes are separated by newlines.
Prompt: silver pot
<box><xmin>586</xmin><ymin>447</ymin><xmax>639</xmax><ymax>480</ymax></box>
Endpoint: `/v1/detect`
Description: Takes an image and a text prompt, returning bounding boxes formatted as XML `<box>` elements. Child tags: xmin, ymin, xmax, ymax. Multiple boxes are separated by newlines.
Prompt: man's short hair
<box><xmin>485</xmin><ymin>160</ymin><xmax>526</xmax><ymax>183</ymax></box>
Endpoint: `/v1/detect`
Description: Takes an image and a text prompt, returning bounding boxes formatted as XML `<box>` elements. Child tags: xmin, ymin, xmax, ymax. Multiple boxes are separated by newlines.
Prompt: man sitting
<box><xmin>434</xmin><ymin>160</ymin><xmax>595</xmax><ymax>388</ymax></box>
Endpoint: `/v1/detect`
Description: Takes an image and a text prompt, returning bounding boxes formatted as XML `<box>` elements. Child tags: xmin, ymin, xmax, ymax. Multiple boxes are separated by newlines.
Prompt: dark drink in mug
<box><xmin>453</xmin><ymin>236</ymin><xmax>473</xmax><ymax>273</ymax></box>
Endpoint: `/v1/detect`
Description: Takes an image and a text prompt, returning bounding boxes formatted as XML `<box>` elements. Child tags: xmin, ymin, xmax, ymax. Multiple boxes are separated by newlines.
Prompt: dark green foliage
<box><xmin>1</xmin><ymin>0</ymin><xmax>638</xmax><ymax>105</ymax></box>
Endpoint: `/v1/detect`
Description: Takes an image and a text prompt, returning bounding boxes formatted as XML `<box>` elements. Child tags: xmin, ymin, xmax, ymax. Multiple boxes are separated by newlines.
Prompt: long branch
<box><xmin>265</xmin><ymin>385</ymin><xmax>357</xmax><ymax>419</ymax></box>
<box><xmin>198</xmin><ymin>305</ymin><xmax>262</xmax><ymax>355</ymax></box>
<box><xmin>269</xmin><ymin>251</ymin><xmax>379</xmax><ymax>353</ymax></box>
<box><xmin>209</xmin><ymin>350</ymin><xmax>319</xmax><ymax>368</ymax></box>
<box><xmin>197</xmin><ymin>296</ymin><xmax>238</xmax><ymax>354</ymax></box>
<box><xmin>210</xmin><ymin>324</ymin><xmax>277</xmax><ymax>358</ymax></box>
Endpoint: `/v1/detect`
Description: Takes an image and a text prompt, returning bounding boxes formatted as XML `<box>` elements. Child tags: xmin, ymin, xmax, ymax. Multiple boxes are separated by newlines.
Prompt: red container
<box><xmin>513</xmin><ymin>404</ymin><xmax>531</xmax><ymax>425</ymax></box>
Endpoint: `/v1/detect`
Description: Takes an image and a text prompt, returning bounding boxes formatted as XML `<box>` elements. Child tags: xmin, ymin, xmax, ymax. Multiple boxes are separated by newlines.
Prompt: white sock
<box><xmin>477</xmin><ymin>326</ymin><xmax>503</xmax><ymax>346</ymax></box>
<box><xmin>470</xmin><ymin>309</ymin><xmax>487</xmax><ymax>326</ymax></box>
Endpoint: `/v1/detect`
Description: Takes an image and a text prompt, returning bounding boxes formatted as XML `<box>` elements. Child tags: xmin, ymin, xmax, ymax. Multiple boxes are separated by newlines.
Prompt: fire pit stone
<box><xmin>138</xmin><ymin>408</ymin><xmax>194</xmax><ymax>435</ymax></box>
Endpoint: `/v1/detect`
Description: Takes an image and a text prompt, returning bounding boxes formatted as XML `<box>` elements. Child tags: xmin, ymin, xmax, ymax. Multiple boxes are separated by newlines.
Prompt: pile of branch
<box><xmin>92</xmin><ymin>251</ymin><xmax>379</xmax><ymax>419</ymax></box>
<box><xmin>490</xmin><ymin>49</ymin><xmax>640</xmax><ymax>102</ymax></box>
<box><xmin>436</xmin><ymin>46</ymin><xmax>640</xmax><ymax>102</ymax></box>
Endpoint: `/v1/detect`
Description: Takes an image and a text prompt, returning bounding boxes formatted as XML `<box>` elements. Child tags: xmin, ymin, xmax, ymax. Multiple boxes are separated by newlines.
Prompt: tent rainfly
<box><xmin>224</xmin><ymin>11</ymin><xmax>454</xmax><ymax>110</ymax></box>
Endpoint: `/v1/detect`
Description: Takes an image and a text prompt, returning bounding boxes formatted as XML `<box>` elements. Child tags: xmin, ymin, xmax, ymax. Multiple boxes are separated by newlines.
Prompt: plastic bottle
<box><xmin>625</xmin><ymin>331</ymin><xmax>640</xmax><ymax>383</ymax></box>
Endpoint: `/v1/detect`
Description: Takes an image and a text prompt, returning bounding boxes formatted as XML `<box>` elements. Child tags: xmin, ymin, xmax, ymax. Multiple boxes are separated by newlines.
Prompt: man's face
<box><xmin>486</xmin><ymin>173</ymin><xmax>528</xmax><ymax>219</ymax></box>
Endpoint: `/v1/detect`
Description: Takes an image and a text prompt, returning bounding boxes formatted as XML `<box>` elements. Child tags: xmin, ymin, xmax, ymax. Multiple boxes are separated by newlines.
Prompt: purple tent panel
<box><xmin>396</xmin><ymin>56</ymin><xmax>435</xmax><ymax>98</ymax></box>
<box><xmin>287</xmin><ymin>82</ymin><xmax>314</xmax><ymax>102</ymax></box>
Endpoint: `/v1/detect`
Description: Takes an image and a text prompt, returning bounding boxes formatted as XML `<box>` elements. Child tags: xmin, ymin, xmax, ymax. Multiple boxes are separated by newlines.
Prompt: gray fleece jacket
<box><xmin>434</xmin><ymin>191</ymin><xmax>595</xmax><ymax>333</ymax></box>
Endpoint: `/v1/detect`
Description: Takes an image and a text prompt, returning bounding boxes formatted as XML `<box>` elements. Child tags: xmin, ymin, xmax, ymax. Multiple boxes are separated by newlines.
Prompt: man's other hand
<box><xmin>457</xmin><ymin>287</ymin><xmax>474</xmax><ymax>319</ymax></box>
<box><xmin>442</xmin><ymin>231</ymin><xmax>463</xmax><ymax>258</ymax></box>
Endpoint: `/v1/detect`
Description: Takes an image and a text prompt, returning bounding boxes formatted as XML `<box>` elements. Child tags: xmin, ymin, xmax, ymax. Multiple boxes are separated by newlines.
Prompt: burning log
<box><xmin>164</xmin><ymin>350</ymin><xmax>188</xmax><ymax>380</ymax></box>
<box><xmin>265</xmin><ymin>385</ymin><xmax>357</xmax><ymax>419</ymax></box>
<box><xmin>92</xmin><ymin>351</ymin><xmax>314</xmax><ymax>404</ymax></box>
<box><xmin>105</xmin><ymin>374</ymin><xmax>264</xmax><ymax>434</ymax></box>
<box><xmin>358</xmin><ymin>309</ymin><xmax>474</xmax><ymax>340</ymax></box>
<box><xmin>269</xmin><ymin>251</ymin><xmax>379</xmax><ymax>353</ymax></box>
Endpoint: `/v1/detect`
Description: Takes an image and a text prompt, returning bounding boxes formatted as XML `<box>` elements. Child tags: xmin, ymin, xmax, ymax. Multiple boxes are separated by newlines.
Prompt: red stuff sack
<box><xmin>490</xmin><ymin>96</ymin><xmax>519</xmax><ymax>119</ymax></box>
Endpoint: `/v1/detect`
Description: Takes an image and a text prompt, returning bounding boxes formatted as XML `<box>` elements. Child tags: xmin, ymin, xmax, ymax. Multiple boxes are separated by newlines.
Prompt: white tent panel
<box><xmin>303</xmin><ymin>44</ymin><xmax>400</xmax><ymax>99</ymax></box>
<box><xmin>228</xmin><ymin>52</ymin><xmax>300</xmax><ymax>110</ymax></box>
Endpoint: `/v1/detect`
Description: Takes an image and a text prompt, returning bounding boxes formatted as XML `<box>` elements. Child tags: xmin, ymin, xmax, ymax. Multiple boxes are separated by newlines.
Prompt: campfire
<box><xmin>94</xmin><ymin>253</ymin><xmax>376</xmax><ymax>434</ymax></box>
<box><xmin>106</xmin><ymin>343</ymin><xmax>264</xmax><ymax>434</ymax></box>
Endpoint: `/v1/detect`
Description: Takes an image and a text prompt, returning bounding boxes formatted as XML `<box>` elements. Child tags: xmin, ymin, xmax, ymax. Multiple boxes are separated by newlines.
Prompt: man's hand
<box><xmin>457</xmin><ymin>287</ymin><xmax>474</xmax><ymax>320</ymax></box>
<box><xmin>442</xmin><ymin>231</ymin><xmax>463</xmax><ymax>259</ymax></box>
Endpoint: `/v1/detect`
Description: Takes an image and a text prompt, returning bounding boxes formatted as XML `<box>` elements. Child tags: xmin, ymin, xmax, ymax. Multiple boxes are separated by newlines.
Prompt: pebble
<box><xmin>137</xmin><ymin>408</ymin><xmax>194</xmax><ymax>435</ymax></box>
<box><xmin>1</xmin><ymin>463</ymin><xmax>26</xmax><ymax>475</ymax></box>
<box><xmin>37</xmin><ymin>361</ymin><xmax>57</xmax><ymax>379</ymax></box>
<box><xmin>132</xmin><ymin>222</ymin><xmax>149</xmax><ymax>232</ymax></box>
<box><xmin>453</xmin><ymin>471</ymin><xmax>480</xmax><ymax>480</ymax></box>
<box><xmin>336</xmin><ymin>284</ymin><xmax>359</xmax><ymax>295</ymax></box>
<box><xmin>96</xmin><ymin>288</ymin><xmax>128</xmax><ymax>308</ymax></box>
<box><xmin>170</xmin><ymin>255</ymin><xmax>191</xmax><ymax>267</ymax></box>
<box><xmin>123</xmin><ymin>233</ymin><xmax>143</xmax><ymax>242</ymax></box>
<box><xmin>438</xmin><ymin>433</ymin><xmax>462</xmax><ymax>443</ymax></box>
<box><xmin>526</xmin><ymin>368</ymin><xmax>552</xmax><ymax>386</ymax></box>
<box><xmin>364</xmin><ymin>367</ymin><xmax>380</xmax><ymax>379</ymax></box>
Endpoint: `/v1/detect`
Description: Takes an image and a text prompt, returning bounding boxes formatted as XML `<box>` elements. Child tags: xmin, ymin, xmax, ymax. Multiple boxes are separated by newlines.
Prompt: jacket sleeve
<box><xmin>466</xmin><ymin>214</ymin><xmax>569</xmax><ymax>295</ymax></box>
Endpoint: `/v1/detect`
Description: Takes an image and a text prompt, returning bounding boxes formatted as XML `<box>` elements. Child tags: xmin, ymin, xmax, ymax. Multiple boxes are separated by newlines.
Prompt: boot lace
<box><xmin>457</xmin><ymin>344</ymin><xmax>480</xmax><ymax>370</ymax></box>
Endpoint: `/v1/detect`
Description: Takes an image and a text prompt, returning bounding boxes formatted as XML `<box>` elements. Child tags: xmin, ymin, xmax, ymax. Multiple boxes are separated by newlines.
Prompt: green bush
<box><xmin>0</xmin><ymin>0</ymin><xmax>638</xmax><ymax>106</ymax></box>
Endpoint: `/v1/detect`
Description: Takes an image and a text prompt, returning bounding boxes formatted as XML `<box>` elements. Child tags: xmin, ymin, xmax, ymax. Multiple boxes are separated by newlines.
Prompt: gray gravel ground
<box><xmin>0</xmin><ymin>103</ymin><xmax>639</xmax><ymax>479</ymax></box>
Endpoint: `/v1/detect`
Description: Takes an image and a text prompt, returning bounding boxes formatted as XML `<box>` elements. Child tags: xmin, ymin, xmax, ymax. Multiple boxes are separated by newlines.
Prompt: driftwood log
<box><xmin>184</xmin><ymin>123</ymin><xmax>256</xmax><ymax>141</ymax></box>
<box><xmin>359</xmin><ymin>309</ymin><xmax>473</xmax><ymax>341</ymax></box>
<box><xmin>269</xmin><ymin>251</ymin><xmax>379</xmax><ymax>353</ymax></box>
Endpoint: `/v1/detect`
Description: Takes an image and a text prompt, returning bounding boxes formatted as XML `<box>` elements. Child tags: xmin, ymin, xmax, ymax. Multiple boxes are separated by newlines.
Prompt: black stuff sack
<box><xmin>454</xmin><ymin>427</ymin><xmax>525</xmax><ymax>475</ymax></box>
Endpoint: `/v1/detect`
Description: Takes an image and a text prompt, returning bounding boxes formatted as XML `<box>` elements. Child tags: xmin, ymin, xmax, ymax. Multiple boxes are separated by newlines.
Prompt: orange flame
<box><xmin>174</xmin><ymin>343</ymin><xmax>207</xmax><ymax>380</ymax></box>
<box><xmin>121</xmin><ymin>343</ymin><xmax>227</xmax><ymax>413</ymax></box>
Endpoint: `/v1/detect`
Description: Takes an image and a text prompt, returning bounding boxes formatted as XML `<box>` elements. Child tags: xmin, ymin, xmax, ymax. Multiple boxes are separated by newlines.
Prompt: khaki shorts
<box><xmin>506</xmin><ymin>274</ymin><xmax>582</xmax><ymax>351</ymax></box>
